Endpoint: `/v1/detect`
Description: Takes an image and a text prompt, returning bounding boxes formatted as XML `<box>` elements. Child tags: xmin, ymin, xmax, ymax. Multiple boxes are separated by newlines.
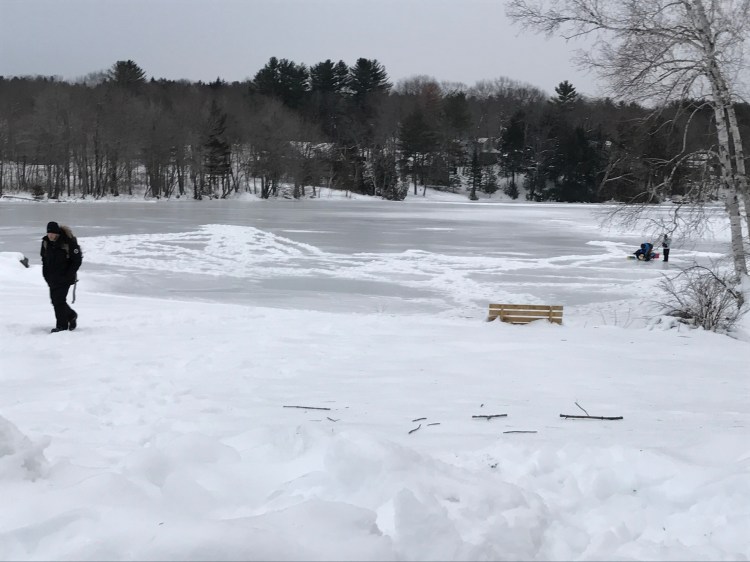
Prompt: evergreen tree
<box><xmin>551</xmin><ymin>80</ymin><xmax>578</xmax><ymax>111</ymax></box>
<box><xmin>309</xmin><ymin>60</ymin><xmax>349</xmax><ymax>138</ymax></box>
<box><xmin>469</xmin><ymin>146</ymin><xmax>481</xmax><ymax>200</ymax></box>
<box><xmin>500</xmin><ymin>111</ymin><xmax>527</xmax><ymax>191</ymax></box>
<box><xmin>482</xmin><ymin>166</ymin><xmax>499</xmax><ymax>195</ymax></box>
<box><xmin>209</xmin><ymin>77</ymin><xmax>227</xmax><ymax>90</ymax></box>
<box><xmin>504</xmin><ymin>179</ymin><xmax>520</xmax><ymax>199</ymax></box>
<box><xmin>310</xmin><ymin>59</ymin><xmax>349</xmax><ymax>93</ymax></box>
<box><xmin>203</xmin><ymin>100</ymin><xmax>231</xmax><ymax>197</ymax></box>
<box><xmin>348</xmin><ymin>58</ymin><xmax>392</xmax><ymax>102</ymax></box>
<box><xmin>107</xmin><ymin>60</ymin><xmax>147</xmax><ymax>91</ymax></box>
<box><xmin>252</xmin><ymin>57</ymin><xmax>309</xmax><ymax>109</ymax></box>
<box><xmin>441</xmin><ymin>91</ymin><xmax>472</xmax><ymax>138</ymax></box>
<box><xmin>547</xmin><ymin>123</ymin><xmax>600</xmax><ymax>202</ymax></box>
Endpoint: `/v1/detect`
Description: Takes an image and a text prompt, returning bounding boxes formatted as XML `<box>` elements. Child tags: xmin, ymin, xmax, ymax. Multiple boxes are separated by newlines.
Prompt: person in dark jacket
<box><xmin>661</xmin><ymin>233</ymin><xmax>671</xmax><ymax>262</ymax></box>
<box><xmin>634</xmin><ymin>242</ymin><xmax>655</xmax><ymax>261</ymax></box>
<box><xmin>40</xmin><ymin>221</ymin><xmax>82</xmax><ymax>333</ymax></box>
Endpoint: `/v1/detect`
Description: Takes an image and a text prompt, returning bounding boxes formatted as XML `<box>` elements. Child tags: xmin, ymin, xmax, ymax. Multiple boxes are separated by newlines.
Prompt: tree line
<box><xmin>0</xmin><ymin>57</ymin><xmax>747</xmax><ymax>205</ymax></box>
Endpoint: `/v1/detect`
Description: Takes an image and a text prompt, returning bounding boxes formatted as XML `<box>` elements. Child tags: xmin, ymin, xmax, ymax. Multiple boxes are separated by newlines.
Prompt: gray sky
<box><xmin>0</xmin><ymin>0</ymin><xmax>602</xmax><ymax>96</ymax></box>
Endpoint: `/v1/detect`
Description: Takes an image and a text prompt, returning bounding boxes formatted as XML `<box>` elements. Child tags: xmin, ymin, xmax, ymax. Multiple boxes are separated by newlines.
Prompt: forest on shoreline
<box><xmin>2</xmin><ymin>58</ymin><xmax>747</xmax><ymax>204</ymax></box>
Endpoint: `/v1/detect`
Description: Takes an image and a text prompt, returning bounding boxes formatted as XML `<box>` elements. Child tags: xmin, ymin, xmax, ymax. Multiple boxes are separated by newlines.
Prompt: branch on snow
<box><xmin>283</xmin><ymin>405</ymin><xmax>331</xmax><ymax>411</ymax></box>
<box><xmin>560</xmin><ymin>414</ymin><xmax>623</xmax><ymax>420</ymax></box>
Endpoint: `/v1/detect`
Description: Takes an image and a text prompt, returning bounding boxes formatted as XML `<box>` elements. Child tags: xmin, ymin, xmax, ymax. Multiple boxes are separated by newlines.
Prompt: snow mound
<box><xmin>0</xmin><ymin>251</ymin><xmax>29</xmax><ymax>271</ymax></box>
<box><xmin>0</xmin><ymin>416</ymin><xmax>49</xmax><ymax>481</ymax></box>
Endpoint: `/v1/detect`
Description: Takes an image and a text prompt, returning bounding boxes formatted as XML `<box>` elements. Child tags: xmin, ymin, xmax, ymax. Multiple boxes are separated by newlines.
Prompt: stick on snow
<box><xmin>283</xmin><ymin>405</ymin><xmax>331</xmax><ymax>411</ymax></box>
<box><xmin>560</xmin><ymin>414</ymin><xmax>623</xmax><ymax>420</ymax></box>
<box><xmin>575</xmin><ymin>401</ymin><xmax>590</xmax><ymax>416</ymax></box>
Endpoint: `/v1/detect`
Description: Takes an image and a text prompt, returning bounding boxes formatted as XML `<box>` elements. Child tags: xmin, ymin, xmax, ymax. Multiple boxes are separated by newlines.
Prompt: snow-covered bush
<box><xmin>658</xmin><ymin>266</ymin><xmax>746</xmax><ymax>332</ymax></box>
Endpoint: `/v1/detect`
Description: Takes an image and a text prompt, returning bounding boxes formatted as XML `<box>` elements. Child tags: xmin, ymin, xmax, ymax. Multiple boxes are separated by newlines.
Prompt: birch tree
<box><xmin>507</xmin><ymin>0</ymin><xmax>750</xmax><ymax>279</ymax></box>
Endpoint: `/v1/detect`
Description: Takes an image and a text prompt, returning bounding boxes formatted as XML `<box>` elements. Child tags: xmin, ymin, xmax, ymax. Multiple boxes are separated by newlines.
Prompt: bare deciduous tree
<box><xmin>507</xmin><ymin>0</ymin><xmax>750</xmax><ymax>279</ymax></box>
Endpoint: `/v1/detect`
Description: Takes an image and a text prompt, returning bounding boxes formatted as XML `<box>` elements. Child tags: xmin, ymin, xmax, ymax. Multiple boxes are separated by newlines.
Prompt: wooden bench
<box><xmin>487</xmin><ymin>304</ymin><xmax>563</xmax><ymax>325</ymax></box>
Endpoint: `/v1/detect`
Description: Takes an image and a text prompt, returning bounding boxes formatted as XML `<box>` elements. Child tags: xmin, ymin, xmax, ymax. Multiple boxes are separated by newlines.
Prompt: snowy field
<box><xmin>0</xmin><ymin>196</ymin><xmax>748</xmax><ymax>560</ymax></box>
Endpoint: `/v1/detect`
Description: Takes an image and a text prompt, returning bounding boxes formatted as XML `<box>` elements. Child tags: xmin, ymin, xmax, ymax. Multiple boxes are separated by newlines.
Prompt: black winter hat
<box><xmin>46</xmin><ymin>221</ymin><xmax>62</xmax><ymax>234</ymax></box>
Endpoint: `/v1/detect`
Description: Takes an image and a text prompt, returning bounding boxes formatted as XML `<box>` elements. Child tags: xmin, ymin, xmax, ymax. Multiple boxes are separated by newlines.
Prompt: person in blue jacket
<box><xmin>634</xmin><ymin>242</ymin><xmax>655</xmax><ymax>261</ymax></box>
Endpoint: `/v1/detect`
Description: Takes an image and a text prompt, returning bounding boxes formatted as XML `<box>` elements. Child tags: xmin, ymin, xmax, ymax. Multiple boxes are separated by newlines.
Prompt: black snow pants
<box><xmin>50</xmin><ymin>285</ymin><xmax>76</xmax><ymax>330</ymax></box>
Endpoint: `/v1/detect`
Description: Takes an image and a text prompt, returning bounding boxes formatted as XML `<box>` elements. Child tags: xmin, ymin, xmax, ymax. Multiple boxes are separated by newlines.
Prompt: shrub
<box><xmin>504</xmin><ymin>180</ymin><xmax>520</xmax><ymax>200</ymax></box>
<box><xmin>657</xmin><ymin>266</ymin><xmax>746</xmax><ymax>332</ymax></box>
<box><xmin>30</xmin><ymin>184</ymin><xmax>45</xmax><ymax>199</ymax></box>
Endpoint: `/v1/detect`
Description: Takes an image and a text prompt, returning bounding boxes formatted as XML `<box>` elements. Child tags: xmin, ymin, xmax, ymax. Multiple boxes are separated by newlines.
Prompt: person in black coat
<box><xmin>661</xmin><ymin>233</ymin><xmax>671</xmax><ymax>262</ymax></box>
<box><xmin>40</xmin><ymin>221</ymin><xmax>82</xmax><ymax>333</ymax></box>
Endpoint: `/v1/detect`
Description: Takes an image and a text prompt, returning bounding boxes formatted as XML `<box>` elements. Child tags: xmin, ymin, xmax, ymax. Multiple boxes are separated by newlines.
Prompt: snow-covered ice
<box><xmin>0</xmin><ymin>197</ymin><xmax>748</xmax><ymax>560</ymax></box>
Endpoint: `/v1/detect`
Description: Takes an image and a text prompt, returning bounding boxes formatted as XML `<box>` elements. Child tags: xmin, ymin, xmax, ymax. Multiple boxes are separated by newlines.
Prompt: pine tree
<box><xmin>547</xmin><ymin>123</ymin><xmax>600</xmax><ymax>202</ymax></box>
<box><xmin>504</xmin><ymin>180</ymin><xmax>520</xmax><ymax>199</ymax></box>
<box><xmin>209</xmin><ymin>77</ymin><xmax>227</xmax><ymax>90</ymax></box>
<box><xmin>309</xmin><ymin>60</ymin><xmax>349</xmax><ymax>138</ymax></box>
<box><xmin>500</xmin><ymin>111</ymin><xmax>527</xmax><ymax>190</ymax></box>
<box><xmin>551</xmin><ymin>80</ymin><xmax>578</xmax><ymax>111</ymax></box>
<box><xmin>441</xmin><ymin>91</ymin><xmax>472</xmax><ymax>138</ymax></box>
<box><xmin>348</xmin><ymin>58</ymin><xmax>391</xmax><ymax>103</ymax></box>
<box><xmin>107</xmin><ymin>60</ymin><xmax>147</xmax><ymax>91</ymax></box>
<box><xmin>310</xmin><ymin>59</ymin><xmax>349</xmax><ymax>93</ymax></box>
<box><xmin>203</xmin><ymin>100</ymin><xmax>231</xmax><ymax>197</ymax></box>
<box><xmin>469</xmin><ymin>146</ymin><xmax>481</xmax><ymax>200</ymax></box>
<box><xmin>252</xmin><ymin>57</ymin><xmax>309</xmax><ymax>109</ymax></box>
<box><xmin>482</xmin><ymin>166</ymin><xmax>499</xmax><ymax>195</ymax></box>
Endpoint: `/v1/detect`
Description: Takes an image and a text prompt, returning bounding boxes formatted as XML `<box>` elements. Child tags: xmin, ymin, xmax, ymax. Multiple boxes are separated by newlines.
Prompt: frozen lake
<box><xmin>0</xmin><ymin>199</ymin><xmax>728</xmax><ymax>316</ymax></box>
<box><xmin>1</xmin><ymin>197</ymin><xmax>747</xmax><ymax>560</ymax></box>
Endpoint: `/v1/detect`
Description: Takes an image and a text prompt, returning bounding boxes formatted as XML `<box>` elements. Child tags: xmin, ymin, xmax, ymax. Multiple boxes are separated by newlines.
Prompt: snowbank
<box><xmin>0</xmin><ymin>201</ymin><xmax>748</xmax><ymax>560</ymax></box>
<box><xmin>0</xmin><ymin>416</ymin><xmax>49</xmax><ymax>481</ymax></box>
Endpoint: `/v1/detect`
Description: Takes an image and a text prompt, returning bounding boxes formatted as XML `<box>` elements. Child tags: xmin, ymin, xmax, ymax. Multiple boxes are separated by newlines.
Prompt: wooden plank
<box><xmin>497</xmin><ymin>316</ymin><xmax>563</xmax><ymax>322</ymax></box>
<box><xmin>487</xmin><ymin>303</ymin><xmax>564</xmax><ymax>325</ymax></box>
<box><xmin>487</xmin><ymin>316</ymin><xmax>562</xmax><ymax>324</ymax></box>
<box><xmin>489</xmin><ymin>309</ymin><xmax>563</xmax><ymax>316</ymax></box>
<box><xmin>502</xmin><ymin>317</ymin><xmax>563</xmax><ymax>324</ymax></box>
<box><xmin>489</xmin><ymin>304</ymin><xmax>563</xmax><ymax>311</ymax></box>
<box><xmin>489</xmin><ymin>304</ymin><xmax>564</xmax><ymax>310</ymax></box>
<box><xmin>499</xmin><ymin>314</ymin><xmax>562</xmax><ymax>320</ymax></box>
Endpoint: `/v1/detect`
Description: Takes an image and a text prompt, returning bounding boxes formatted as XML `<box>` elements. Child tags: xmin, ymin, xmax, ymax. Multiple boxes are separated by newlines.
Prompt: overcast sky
<box><xmin>0</xmin><ymin>0</ymin><xmax>602</xmax><ymax>96</ymax></box>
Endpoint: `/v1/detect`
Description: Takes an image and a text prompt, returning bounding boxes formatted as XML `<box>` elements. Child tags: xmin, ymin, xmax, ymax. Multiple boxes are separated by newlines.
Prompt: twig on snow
<box><xmin>283</xmin><ymin>405</ymin><xmax>331</xmax><ymax>411</ymax></box>
<box><xmin>409</xmin><ymin>424</ymin><xmax>422</xmax><ymax>434</ymax></box>
<box><xmin>560</xmin><ymin>414</ymin><xmax>623</xmax><ymax>420</ymax></box>
<box><xmin>503</xmin><ymin>430</ymin><xmax>537</xmax><ymax>434</ymax></box>
<box><xmin>472</xmin><ymin>414</ymin><xmax>508</xmax><ymax>420</ymax></box>
<box><xmin>575</xmin><ymin>402</ymin><xmax>590</xmax><ymax>416</ymax></box>
<box><xmin>427</xmin><ymin>423</ymin><xmax>441</xmax><ymax>426</ymax></box>
<box><xmin>412</xmin><ymin>417</ymin><xmax>427</xmax><ymax>422</ymax></box>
